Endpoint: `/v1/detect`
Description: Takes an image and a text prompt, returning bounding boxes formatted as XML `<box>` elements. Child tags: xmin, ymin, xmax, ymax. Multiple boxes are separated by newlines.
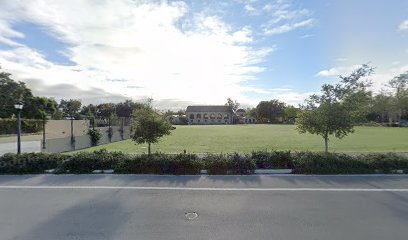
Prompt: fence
<box><xmin>43</xmin><ymin>126</ymin><xmax>131</xmax><ymax>153</ymax></box>
<box><xmin>1</xmin><ymin>119</ymin><xmax>132</xmax><ymax>155</ymax></box>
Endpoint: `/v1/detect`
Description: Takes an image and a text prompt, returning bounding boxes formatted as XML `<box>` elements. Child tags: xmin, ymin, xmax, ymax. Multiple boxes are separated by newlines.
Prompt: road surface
<box><xmin>0</xmin><ymin>174</ymin><xmax>407</xmax><ymax>240</ymax></box>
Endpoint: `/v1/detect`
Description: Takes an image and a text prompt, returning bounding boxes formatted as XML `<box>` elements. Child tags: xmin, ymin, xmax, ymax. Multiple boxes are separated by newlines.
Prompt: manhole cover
<box><xmin>185</xmin><ymin>212</ymin><xmax>198</xmax><ymax>220</ymax></box>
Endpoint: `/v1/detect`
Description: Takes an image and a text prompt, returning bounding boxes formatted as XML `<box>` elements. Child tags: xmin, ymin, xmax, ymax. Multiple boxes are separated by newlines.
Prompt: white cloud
<box><xmin>316</xmin><ymin>64</ymin><xmax>408</xmax><ymax>94</ymax></box>
<box><xmin>0</xmin><ymin>0</ymin><xmax>273</xmax><ymax>108</ymax></box>
<box><xmin>369</xmin><ymin>64</ymin><xmax>408</xmax><ymax>92</ymax></box>
<box><xmin>265</xmin><ymin>19</ymin><xmax>315</xmax><ymax>35</ymax></box>
<box><xmin>262</xmin><ymin>1</ymin><xmax>315</xmax><ymax>35</ymax></box>
<box><xmin>273</xmin><ymin>91</ymin><xmax>316</xmax><ymax>106</ymax></box>
<box><xmin>316</xmin><ymin>68</ymin><xmax>340</xmax><ymax>77</ymax></box>
<box><xmin>300</xmin><ymin>34</ymin><xmax>314</xmax><ymax>39</ymax></box>
<box><xmin>244</xmin><ymin>4</ymin><xmax>256</xmax><ymax>13</ymax></box>
<box><xmin>398</xmin><ymin>20</ymin><xmax>408</xmax><ymax>31</ymax></box>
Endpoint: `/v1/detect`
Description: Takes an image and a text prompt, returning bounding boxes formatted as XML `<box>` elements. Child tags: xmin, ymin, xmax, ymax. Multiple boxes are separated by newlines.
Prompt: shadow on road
<box><xmin>16</xmin><ymin>192</ymin><xmax>132</xmax><ymax>240</ymax></box>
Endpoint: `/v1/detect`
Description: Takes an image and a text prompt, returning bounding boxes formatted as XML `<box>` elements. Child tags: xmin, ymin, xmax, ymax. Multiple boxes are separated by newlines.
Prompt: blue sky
<box><xmin>0</xmin><ymin>0</ymin><xmax>407</xmax><ymax>109</ymax></box>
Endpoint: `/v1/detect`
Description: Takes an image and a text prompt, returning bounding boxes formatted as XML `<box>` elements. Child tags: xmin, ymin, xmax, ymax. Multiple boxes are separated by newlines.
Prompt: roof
<box><xmin>186</xmin><ymin>105</ymin><xmax>232</xmax><ymax>113</ymax></box>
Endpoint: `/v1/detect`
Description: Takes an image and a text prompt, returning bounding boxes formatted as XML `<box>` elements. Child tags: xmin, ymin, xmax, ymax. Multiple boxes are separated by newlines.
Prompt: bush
<box><xmin>114</xmin><ymin>153</ymin><xmax>203</xmax><ymax>175</ymax></box>
<box><xmin>0</xmin><ymin>152</ymin><xmax>67</xmax><ymax>174</ymax></box>
<box><xmin>114</xmin><ymin>154</ymin><xmax>144</xmax><ymax>174</ymax></box>
<box><xmin>1</xmin><ymin>150</ymin><xmax>406</xmax><ymax>175</ymax></box>
<box><xmin>292</xmin><ymin>152</ymin><xmax>408</xmax><ymax>174</ymax></box>
<box><xmin>56</xmin><ymin>149</ymin><xmax>125</xmax><ymax>174</ymax></box>
<box><xmin>293</xmin><ymin>152</ymin><xmax>374</xmax><ymax>174</ymax></box>
<box><xmin>251</xmin><ymin>150</ymin><xmax>293</xmax><ymax>169</ymax></box>
<box><xmin>88</xmin><ymin>129</ymin><xmax>102</xmax><ymax>146</ymax></box>
<box><xmin>204</xmin><ymin>153</ymin><xmax>255</xmax><ymax>175</ymax></box>
<box><xmin>361</xmin><ymin>153</ymin><xmax>408</xmax><ymax>173</ymax></box>
<box><xmin>168</xmin><ymin>153</ymin><xmax>203</xmax><ymax>175</ymax></box>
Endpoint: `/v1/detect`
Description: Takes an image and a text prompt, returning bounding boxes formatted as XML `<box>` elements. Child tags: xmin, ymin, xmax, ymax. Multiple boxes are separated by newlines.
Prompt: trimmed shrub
<box><xmin>56</xmin><ymin>149</ymin><xmax>125</xmax><ymax>174</ymax></box>
<box><xmin>251</xmin><ymin>150</ymin><xmax>293</xmax><ymax>169</ymax></box>
<box><xmin>292</xmin><ymin>152</ymin><xmax>374</xmax><ymax>174</ymax></box>
<box><xmin>361</xmin><ymin>153</ymin><xmax>408</xmax><ymax>173</ymax></box>
<box><xmin>1</xmin><ymin>150</ymin><xmax>407</xmax><ymax>175</ymax></box>
<box><xmin>0</xmin><ymin>152</ymin><xmax>67</xmax><ymax>174</ymax></box>
<box><xmin>168</xmin><ymin>153</ymin><xmax>203</xmax><ymax>175</ymax></box>
<box><xmin>114</xmin><ymin>153</ymin><xmax>203</xmax><ymax>175</ymax></box>
<box><xmin>204</xmin><ymin>153</ymin><xmax>256</xmax><ymax>175</ymax></box>
<box><xmin>114</xmin><ymin>154</ymin><xmax>143</xmax><ymax>174</ymax></box>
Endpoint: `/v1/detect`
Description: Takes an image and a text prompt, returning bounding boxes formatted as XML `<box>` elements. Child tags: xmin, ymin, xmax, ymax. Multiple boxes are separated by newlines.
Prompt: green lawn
<box><xmin>75</xmin><ymin>125</ymin><xmax>408</xmax><ymax>154</ymax></box>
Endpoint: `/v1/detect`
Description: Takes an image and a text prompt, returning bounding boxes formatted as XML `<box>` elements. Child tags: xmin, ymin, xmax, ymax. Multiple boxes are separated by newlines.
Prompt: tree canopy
<box><xmin>225</xmin><ymin>98</ymin><xmax>240</xmax><ymax>113</ymax></box>
<box><xmin>297</xmin><ymin>64</ymin><xmax>374</xmax><ymax>156</ymax></box>
<box><xmin>59</xmin><ymin>99</ymin><xmax>82</xmax><ymax>119</ymax></box>
<box><xmin>256</xmin><ymin>99</ymin><xmax>286</xmax><ymax>123</ymax></box>
<box><xmin>132</xmin><ymin>107</ymin><xmax>173</xmax><ymax>155</ymax></box>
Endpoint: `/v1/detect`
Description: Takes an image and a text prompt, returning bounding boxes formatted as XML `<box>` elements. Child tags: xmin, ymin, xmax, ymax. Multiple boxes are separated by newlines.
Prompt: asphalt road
<box><xmin>0</xmin><ymin>175</ymin><xmax>407</xmax><ymax>240</ymax></box>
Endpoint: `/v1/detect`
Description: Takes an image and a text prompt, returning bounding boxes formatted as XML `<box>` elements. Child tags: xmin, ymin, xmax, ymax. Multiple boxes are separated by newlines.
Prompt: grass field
<box><xmin>75</xmin><ymin>125</ymin><xmax>408</xmax><ymax>154</ymax></box>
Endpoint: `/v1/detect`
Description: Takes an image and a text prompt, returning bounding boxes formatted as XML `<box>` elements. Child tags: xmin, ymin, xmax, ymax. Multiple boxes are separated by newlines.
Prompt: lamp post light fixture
<box><xmin>14</xmin><ymin>102</ymin><xmax>24</xmax><ymax>154</ymax></box>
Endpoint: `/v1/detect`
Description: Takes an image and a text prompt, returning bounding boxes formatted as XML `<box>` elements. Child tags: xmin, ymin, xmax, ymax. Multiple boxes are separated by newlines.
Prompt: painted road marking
<box><xmin>0</xmin><ymin>186</ymin><xmax>407</xmax><ymax>192</ymax></box>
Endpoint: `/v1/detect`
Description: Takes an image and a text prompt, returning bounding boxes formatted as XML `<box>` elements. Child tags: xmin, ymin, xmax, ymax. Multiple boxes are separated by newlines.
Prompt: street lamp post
<box><xmin>14</xmin><ymin>102</ymin><xmax>24</xmax><ymax>155</ymax></box>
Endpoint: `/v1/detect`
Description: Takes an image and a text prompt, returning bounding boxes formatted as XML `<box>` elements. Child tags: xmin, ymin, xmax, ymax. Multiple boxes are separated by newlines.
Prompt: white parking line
<box><xmin>0</xmin><ymin>185</ymin><xmax>407</xmax><ymax>192</ymax></box>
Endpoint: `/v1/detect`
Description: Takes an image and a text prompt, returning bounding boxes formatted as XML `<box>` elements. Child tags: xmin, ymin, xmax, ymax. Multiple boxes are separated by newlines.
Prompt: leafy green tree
<box><xmin>283</xmin><ymin>105</ymin><xmax>300</xmax><ymax>123</ymax></box>
<box><xmin>97</xmin><ymin>103</ymin><xmax>116</xmax><ymax>141</ymax></box>
<box><xmin>225</xmin><ymin>98</ymin><xmax>240</xmax><ymax>113</ymax></box>
<box><xmin>0</xmin><ymin>67</ymin><xmax>33</xmax><ymax>118</ymax></box>
<box><xmin>59</xmin><ymin>99</ymin><xmax>82</xmax><ymax>147</ymax></box>
<box><xmin>246</xmin><ymin>107</ymin><xmax>257</xmax><ymax>118</ymax></box>
<box><xmin>297</xmin><ymin>64</ymin><xmax>374</xmax><ymax>157</ymax></box>
<box><xmin>370</xmin><ymin>92</ymin><xmax>394</xmax><ymax>123</ymax></box>
<box><xmin>255</xmin><ymin>99</ymin><xmax>285</xmax><ymax>123</ymax></box>
<box><xmin>116</xmin><ymin>100</ymin><xmax>145</xmax><ymax>118</ymax></box>
<box><xmin>389</xmin><ymin>71</ymin><xmax>408</xmax><ymax>122</ymax></box>
<box><xmin>132</xmin><ymin>107</ymin><xmax>173</xmax><ymax>155</ymax></box>
<box><xmin>81</xmin><ymin>104</ymin><xmax>98</xmax><ymax>128</ymax></box>
<box><xmin>24</xmin><ymin>97</ymin><xmax>58</xmax><ymax>119</ymax></box>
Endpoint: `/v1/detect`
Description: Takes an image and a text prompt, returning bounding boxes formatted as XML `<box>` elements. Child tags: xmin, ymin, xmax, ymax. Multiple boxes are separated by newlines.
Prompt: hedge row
<box><xmin>0</xmin><ymin>150</ymin><xmax>407</xmax><ymax>175</ymax></box>
<box><xmin>0</xmin><ymin>152</ymin><xmax>67</xmax><ymax>174</ymax></box>
<box><xmin>292</xmin><ymin>152</ymin><xmax>408</xmax><ymax>174</ymax></box>
<box><xmin>0</xmin><ymin>150</ymin><xmax>255</xmax><ymax>175</ymax></box>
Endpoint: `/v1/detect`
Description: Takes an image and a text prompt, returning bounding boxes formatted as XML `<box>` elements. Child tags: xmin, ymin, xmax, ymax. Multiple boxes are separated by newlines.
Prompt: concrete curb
<box><xmin>255</xmin><ymin>169</ymin><xmax>293</xmax><ymax>174</ymax></box>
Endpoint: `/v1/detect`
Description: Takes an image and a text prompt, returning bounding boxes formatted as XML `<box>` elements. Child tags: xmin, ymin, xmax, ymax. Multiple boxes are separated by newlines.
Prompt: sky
<box><xmin>0</xmin><ymin>0</ymin><xmax>407</xmax><ymax>109</ymax></box>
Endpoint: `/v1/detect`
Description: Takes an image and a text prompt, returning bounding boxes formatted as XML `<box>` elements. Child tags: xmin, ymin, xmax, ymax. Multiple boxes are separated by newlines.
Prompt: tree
<box><xmin>132</xmin><ymin>107</ymin><xmax>173</xmax><ymax>155</ymax></box>
<box><xmin>225</xmin><ymin>98</ymin><xmax>240</xmax><ymax>113</ymax></box>
<box><xmin>297</xmin><ymin>64</ymin><xmax>374</xmax><ymax>157</ymax></box>
<box><xmin>370</xmin><ymin>92</ymin><xmax>394</xmax><ymax>123</ymax></box>
<box><xmin>283</xmin><ymin>105</ymin><xmax>300</xmax><ymax>123</ymax></box>
<box><xmin>24</xmin><ymin>97</ymin><xmax>58</xmax><ymax>120</ymax></box>
<box><xmin>246</xmin><ymin>107</ymin><xmax>257</xmax><ymax>118</ymax></box>
<box><xmin>255</xmin><ymin>99</ymin><xmax>285</xmax><ymax>123</ymax></box>
<box><xmin>97</xmin><ymin>103</ymin><xmax>116</xmax><ymax>142</ymax></box>
<box><xmin>81</xmin><ymin>104</ymin><xmax>98</xmax><ymax>129</ymax></box>
<box><xmin>59</xmin><ymin>99</ymin><xmax>82</xmax><ymax>147</ymax></box>
<box><xmin>0</xmin><ymin>67</ymin><xmax>33</xmax><ymax>118</ymax></box>
<box><xmin>389</xmin><ymin>71</ymin><xmax>408</xmax><ymax>122</ymax></box>
<box><xmin>116</xmin><ymin>100</ymin><xmax>145</xmax><ymax>118</ymax></box>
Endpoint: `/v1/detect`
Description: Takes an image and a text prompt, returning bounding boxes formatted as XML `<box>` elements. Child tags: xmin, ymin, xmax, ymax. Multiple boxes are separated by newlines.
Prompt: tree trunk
<box><xmin>148</xmin><ymin>143</ymin><xmax>151</xmax><ymax>155</ymax></box>
<box><xmin>108</xmin><ymin>117</ymin><xmax>112</xmax><ymax>142</ymax></box>
<box><xmin>70</xmin><ymin>118</ymin><xmax>75</xmax><ymax>149</ymax></box>
<box><xmin>42</xmin><ymin>117</ymin><xmax>46</xmax><ymax>149</ymax></box>
<box><xmin>324</xmin><ymin>135</ymin><xmax>329</xmax><ymax>159</ymax></box>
